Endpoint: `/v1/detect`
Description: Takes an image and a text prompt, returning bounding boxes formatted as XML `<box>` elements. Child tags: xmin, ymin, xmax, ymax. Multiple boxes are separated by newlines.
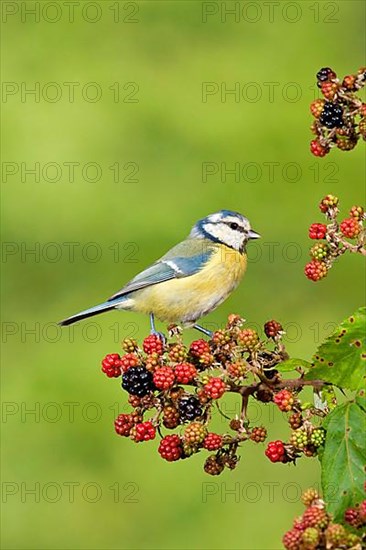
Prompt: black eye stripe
<box><xmin>224</xmin><ymin>221</ymin><xmax>245</xmax><ymax>233</ymax></box>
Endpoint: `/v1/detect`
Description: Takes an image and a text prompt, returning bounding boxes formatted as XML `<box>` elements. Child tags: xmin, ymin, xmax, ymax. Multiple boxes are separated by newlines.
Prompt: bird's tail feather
<box><xmin>59</xmin><ymin>300</ymin><xmax>119</xmax><ymax>326</ymax></box>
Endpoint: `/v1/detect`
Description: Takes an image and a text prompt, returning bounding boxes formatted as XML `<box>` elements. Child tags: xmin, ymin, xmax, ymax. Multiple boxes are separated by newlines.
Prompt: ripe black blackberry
<box><xmin>178</xmin><ymin>395</ymin><xmax>202</xmax><ymax>422</ymax></box>
<box><xmin>122</xmin><ymin>366</ymin><xmax>155</xmax><ymax>396</ymax></box>
<box><xmin>319</xmin><ymin>102</ymin><xmax>343</xmax><ymax>128</ymax></box>
<box><xmin>316</xmin><ymin>67</ymin><xmax>336</xmax><ymax>82</ymax></box>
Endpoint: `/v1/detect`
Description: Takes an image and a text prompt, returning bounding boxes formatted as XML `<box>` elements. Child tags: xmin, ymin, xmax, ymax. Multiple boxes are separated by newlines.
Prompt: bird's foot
<box><xmin>193</xmin><ymin>324</ymin><xmax>213</xmax><ymax>338</ymax></box>
<box><xmin>150</xmin><ymin>329</ymin><xmax>167</xmax><ymax>345</ymax></box>
<box><xmin>149</xmin><ymin>312</ymin><xmax>167</xmax><ymax>344</ymax></box>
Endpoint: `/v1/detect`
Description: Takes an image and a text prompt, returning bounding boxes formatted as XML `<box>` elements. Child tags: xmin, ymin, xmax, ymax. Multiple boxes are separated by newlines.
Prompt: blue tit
<box><xmin>59</xmin><ymin>210</ymin><xmax>260</xmax><ymax>336</ymax></box>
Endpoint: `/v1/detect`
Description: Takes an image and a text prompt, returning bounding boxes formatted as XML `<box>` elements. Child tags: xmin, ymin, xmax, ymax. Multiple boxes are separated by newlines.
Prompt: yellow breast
<box><xmin>131</xmin><ymin>245</ymin><xmax>247</xmax><ymax>324</ymax></box>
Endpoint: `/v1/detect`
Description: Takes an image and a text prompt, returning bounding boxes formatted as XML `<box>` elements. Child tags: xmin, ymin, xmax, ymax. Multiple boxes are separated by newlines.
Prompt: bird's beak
<box><xmin>248</xmin><ymin>229</ymin><xmax>261</xmax><ymax>240</ymax></box>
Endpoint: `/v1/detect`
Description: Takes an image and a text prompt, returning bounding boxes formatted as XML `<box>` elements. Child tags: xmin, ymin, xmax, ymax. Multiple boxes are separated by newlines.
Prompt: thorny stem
<box><xmin>326</xmin><ymin>222</ymin><xmax>366</xmax><ymax>259</ymax></box>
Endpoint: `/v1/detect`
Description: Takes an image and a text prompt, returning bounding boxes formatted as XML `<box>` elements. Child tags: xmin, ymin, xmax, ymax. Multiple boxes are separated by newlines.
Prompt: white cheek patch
<box><xmin>204</xmin><ymin>223</ymin><xmax>244</xmax><ymax>250</ymax></box>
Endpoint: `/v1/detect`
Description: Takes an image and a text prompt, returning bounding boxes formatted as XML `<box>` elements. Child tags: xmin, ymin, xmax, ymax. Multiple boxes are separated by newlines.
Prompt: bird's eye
<box><xmin>229</xmin><ymin>222</ymin><xmax>239</xmax><ymax>230</ymax></box>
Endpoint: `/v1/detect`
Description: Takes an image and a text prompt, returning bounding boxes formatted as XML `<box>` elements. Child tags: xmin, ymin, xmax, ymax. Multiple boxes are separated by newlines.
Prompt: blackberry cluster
<box><xmin>304</xmin><ymin>195</ymin><xmax>365</xmax><ymax>282</ymax></box>
<box><xmin>309</xmin><ymin>66</ymin><xmax>366</xmax><ymax>156</ymax></box>
<box><xmin>100</xmin><ymin>315</ymin><xmax>300</xmax><ymax>474</ymax></box>
<box><xmin>282</xmin><ymin>489</ymin><xmax>364</xmax><ymax>550</ymax></box>
<box><xmin>100</xmin><ymin>315</ymin><xmax>333</xmax><ymax>475</ymax></box>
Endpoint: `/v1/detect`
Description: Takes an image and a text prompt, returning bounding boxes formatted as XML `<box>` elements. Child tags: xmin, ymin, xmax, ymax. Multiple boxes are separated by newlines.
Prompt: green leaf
<box><xmin>355</xmin><ymin>388</ymin><xmax>366</xmax><ymax>412</ymax></box>
<box><xmin>276</xmin><ymin>358</ymin><xmax>312</xmax><ymax>373</ymax></box>
<box><xmin>314</xmin><ymin>385</ymin><xmax>337</xmax><ymax>412</ymax></box>
<box><xmin>305</xmin><ymin>307</ymin><xmax>366</xmax><ymax>392</ymax></box>
<box><xmin>320</xmin><ymin>401</ymin><xmax>366</xmax><ymax>520</ymax></box>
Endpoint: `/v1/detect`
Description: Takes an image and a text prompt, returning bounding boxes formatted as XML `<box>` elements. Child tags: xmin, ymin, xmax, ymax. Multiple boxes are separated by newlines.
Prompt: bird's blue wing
<box><xmin>107</xmin><ymin>240</ymin><xmax>214</xmax><ymax>301</ymax></box>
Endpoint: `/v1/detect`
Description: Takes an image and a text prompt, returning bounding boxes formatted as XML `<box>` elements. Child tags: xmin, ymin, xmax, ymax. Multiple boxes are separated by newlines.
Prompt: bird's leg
<box><xmin>193</xmin><ymin>324</ymin><xmax>213</xmax><ymax>338</ymax></box>
<box><xmin>149</xmin><ymin>313</ymin><xmax>166</xmax><ymax>344</ymax></box>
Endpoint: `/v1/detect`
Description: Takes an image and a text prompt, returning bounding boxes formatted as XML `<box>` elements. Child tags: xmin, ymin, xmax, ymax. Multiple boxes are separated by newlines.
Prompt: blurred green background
<box><xmin>1</xmin><ymin>1</ymin><xmax>365</xmax><ymax>548</ymax></box>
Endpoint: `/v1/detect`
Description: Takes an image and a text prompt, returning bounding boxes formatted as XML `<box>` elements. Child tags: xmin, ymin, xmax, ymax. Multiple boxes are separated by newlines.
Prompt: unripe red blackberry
<box><xmin>301</xmin><ymin>527</ymin><xmax>319</xmax><ymax>548</ymax></box>
<box><xmin>204</xmin><ymin>455</ymin><xmax>224</xmax><ymax>476</ymax></box>
<box><xmin>359</xmin><ymin>499</ymin><xmax>366</xmax><ymax>522</ymax></box>
<box><xmin>319</xmin><ymin>194</ymin><xmax>339</xmax><ymax>214</ymax></box>
<box><xmin>301</xmin><ymin>488</ymin><xmax>320</xmax><ymax>507</ymax></box>
<box><xmin>310</xmin><ymin>98</ymin><xmax>325</xmax><ymax>118</ymax></box>
<box><xmin>344</xmin><ymin>506</ymin><xmax>360</xmax><ymax>527</ymax></box>
<box><xmin>121</xmin><ymin>338</ymin><xmax>138</xmax><ymax>353</ymax></box>
<box><xmin>168</xmin><ymin>343</ymin><xmax>187</xmax><ymax>363</ymax></box>
<box><xmin>203</xmin><ymin>377</ymin><xmax>226</xmax><ymax>399</ymax></box>
<box><xmin>114</xmin><ymin>413</ymin><xmax>134</xmax><ymax>436</ymax></box>
<box><xmin>282</xmin><ymin>528</ymin><xmax>302</xmax><ymax>550</ymax></box>
<box><xmin>143</xmin><ymin>334</ymin><xmax>164</xmax><ymax>355</ymax></box>
<box><xmin>162</xmin><ymin>405</ymin><xmax>180</xmax><ymax>429</ymax></box>
<box><xmin>309</xmin><ymin>223</ymin><xmax>327</xmax><ymax>239</ymax></box>
<box><xmin>325</xmin><ymin>523</ymin><xmax>347</xmax><ymax>546</ymax></box>
<box><xmin>292</xmin><ymin>516</ymin><xmax>306</xmax><ymax>531</ymax></box>
<box><xmin>289</xmin><ymin>412</ymin><xmax>303</xmax><ymax>430</ymax></box>
<box><xmin>158</xmin><ymin>434</ymin><xmax>182</xmax><ymax>461</ymax></box>
<box><xmin>227</xmin><ymin>361</ymin><xmax>247</xmax><ymax>378</ymax></box>
<box><xmin>273</xmin><ymin>389</ymin><xmax>295</xmax><ymax>412</ymax></box>
<box><xmin>130</xmin><ymin>421</ymin><xmax>156</xmax><ymax>442</ymax></box>
<box><xmin>250</xmin><ymin>426</ymin><xmax>267</xmax><ymax>443</ymax></box>
<box><xmin>174</xmin><ymin>362</ymin><xmax>198</xmax><ymax>384</ymax></box>
<box><xmin>304</xmin><ymin>260</ymin><xmax>328</xmax><ymax>282</ymax></box>
<box><xmin>310</xmin><ymin>139</ymin><xmax>329</xmax><ymax>157</ymax></box>
<box><xmin>183</xmin><ymin>422</ymin><xmax>207</xmax><ymax>446</ymax></box>
<box><xmin>120</xmin><ymin>353</ymin><xmax>140</xmax><ymax>373</ymax></box>
<box><xmin>264</xmin><ymin>319</ymin><xmax>283</xmax><ymax>338</ymax></box>
<box><xmin>349</xmin><ymin>205</ymin><xmax>365</xmax><ymax>220</ymax></box>
<box><xmin>237</xmin><ymin>328</ymin><xmax>259</xmax><ymax>351</ymax></box>
<box><xmin>320</xmin><ymin>81</ymin><xmax>338</xmax><ymax>100</ymax></box>
<box><xmin>342</xmin><ymin>74</ymin><xmax>357</xmax><ymax>90</ymax></box>
<box><xmin>265</xmin><ymin>440</ymin><xmax>285</xmax><ymax>463</ymax></box>
<box><xmin>340</xmin><ymin>217</ymin><xmax>361</xmax><ymax>238</ymax></box>
<box><xmin>153</xmin><ymin>366</ymin><xmax>175</xmax><ymax>390</ymax></box>
<box><xmin>101</xmin><ymin>353</ymin><xmax>123</xmax><ymax>378</ymax></box>
<box><xmin>189</xmin><ymin>339</ymin><xmax>210</xmax><ymax>358</ymax></box>
<box><xmin>203</xmin><ymin>432</ymin><xmax>223</xmax><ymax>450</ymax></box>
<box><xmin>302</xmin><ymin>506</ymin><xmax>329</xmax><ymax>529</ymax></box>
<box><xmin>310</xmin><ymin>242</ymin><xmax>329</xmax><ymax>261</ymax></box>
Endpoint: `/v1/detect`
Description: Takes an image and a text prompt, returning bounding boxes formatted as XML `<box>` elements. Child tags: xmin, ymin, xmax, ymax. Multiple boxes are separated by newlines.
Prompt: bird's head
<box><xmin>189</xmin><ymin>210</ymin><xmax>260</xmax><ymax>252</ymax></box>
